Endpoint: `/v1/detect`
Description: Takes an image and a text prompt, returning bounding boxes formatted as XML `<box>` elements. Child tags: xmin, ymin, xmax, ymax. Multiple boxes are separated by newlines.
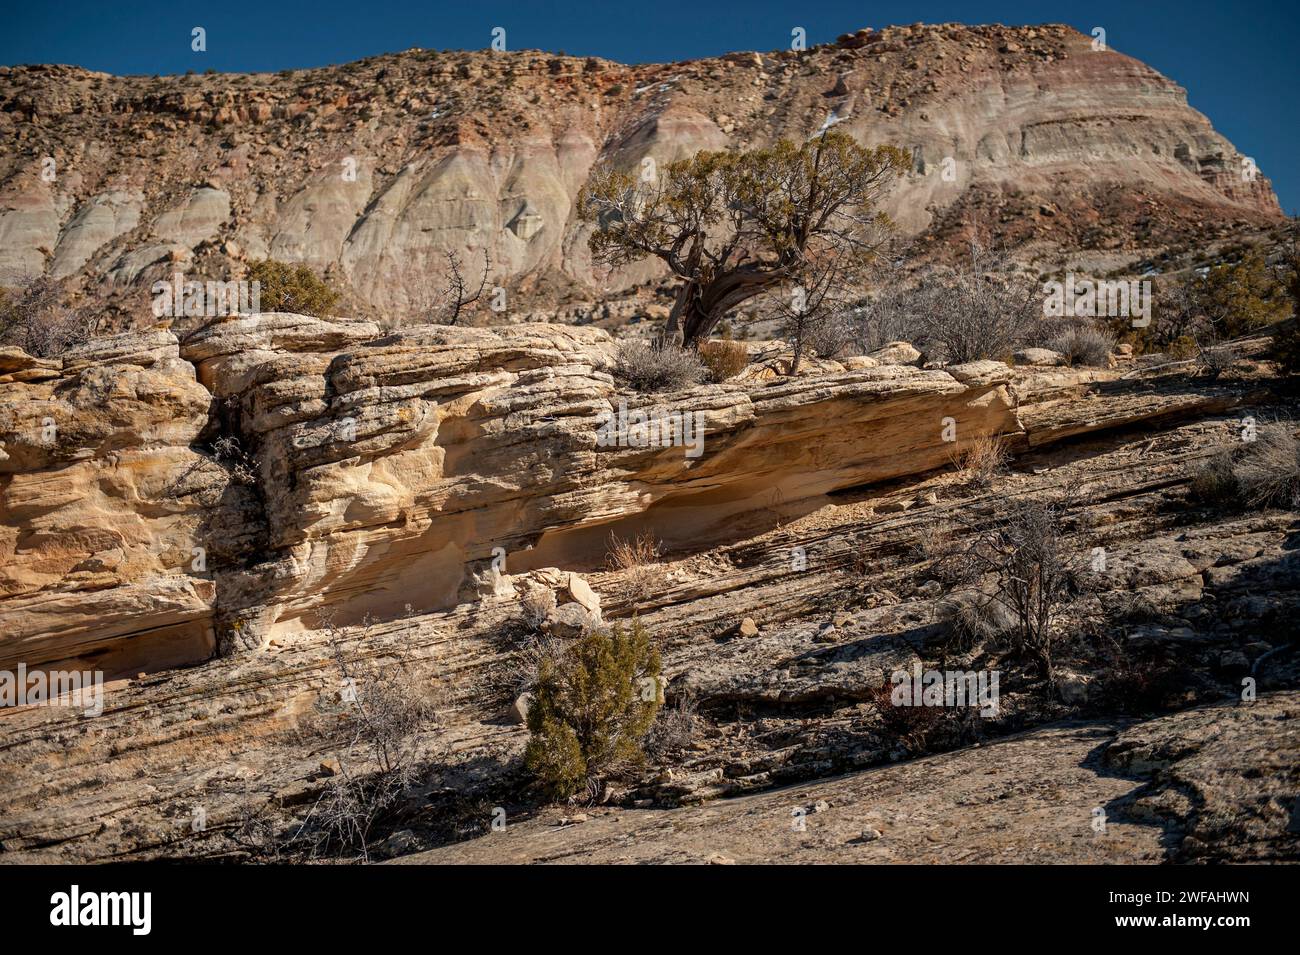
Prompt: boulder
<box><xmin>1014</xmin><ymin>347</ymin><xmax>1067</xmax><ymax>367</ymax></box>
<box><xmin>866</xmin><ymin>341</ymin><xmax>922</xmax><ymax>366</ymax></box>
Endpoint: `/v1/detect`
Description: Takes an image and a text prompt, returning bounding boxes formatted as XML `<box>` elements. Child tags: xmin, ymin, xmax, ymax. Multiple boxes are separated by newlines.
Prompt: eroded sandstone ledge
<box><xmin>2</xmin><ymin>316</ymin><xmax>1023</xmax><ymax>674</ymax></box>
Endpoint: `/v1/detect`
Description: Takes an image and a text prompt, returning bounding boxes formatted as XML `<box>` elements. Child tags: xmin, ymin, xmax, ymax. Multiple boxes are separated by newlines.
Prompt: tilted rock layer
<box><xmin>0</xmin><ymin>317</ymin><xmax>1019</xmax><ymax>674</ymax></box>
<box><xmin>0</xmin><ymin>22</ymin><xmax>1282</xmax><ymax>318</ymax></box>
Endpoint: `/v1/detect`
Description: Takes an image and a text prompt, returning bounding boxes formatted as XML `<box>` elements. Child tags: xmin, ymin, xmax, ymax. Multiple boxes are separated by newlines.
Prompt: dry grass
<box><xmin>606</xmin><ymin>531</ymin><xmax>667</xmax><ymax>597</ymax></box>
<box><xmin>1235</xmin><ymin>426</ymin><xmax>1300</xmax><ymax>508</ymax></box>
<box><xmin>950</xmin><ymin>433</ymin><xmax>1009</xmax><ymax>489</ymax></box>
<box><xmin>1189</xmin><ymin>424</ymin><xmax>1300</xmax><ymax>510</ymax></box>
<box><xmin>614</xmin><ymin>341</ymin><xmax>707</xmax><ymax>393</ymax></box>
<box><xmin>645</xmin><ymin>690</ymin><xmax>700</xmax><ymax>758</ymax></box>
<box><xmin>518</xmin><ymin>586</ymin><xmax>556</xmax><ymax>632</ymax></box>
<box><xmin>698</xmin><ymin>339</ymin><xmax>749</xmax><ymax>382</ymax></box>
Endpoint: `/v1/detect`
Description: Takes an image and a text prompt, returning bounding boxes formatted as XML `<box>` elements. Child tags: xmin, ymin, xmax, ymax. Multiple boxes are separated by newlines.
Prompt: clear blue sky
<box><xmin>4</xmin><ymin>0</ymin><xmax>1297</xmax><ymax>212</ymax></box>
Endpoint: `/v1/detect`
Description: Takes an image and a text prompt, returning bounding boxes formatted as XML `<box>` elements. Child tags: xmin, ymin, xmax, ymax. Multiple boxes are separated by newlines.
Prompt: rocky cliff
<box><xmin>1</xmin><ymin>326</ymin><xmax>1295</xmax><ymax>863</ymax></box>
<box><xmin>0</xmin><ymin>316</ymin><xmax>1020</xmax><ymax>675</ymax></box>
<box><xmin>0</xmin><ymin>22</ymin><xmax>1282</xmax><ymax>322</ymax></box>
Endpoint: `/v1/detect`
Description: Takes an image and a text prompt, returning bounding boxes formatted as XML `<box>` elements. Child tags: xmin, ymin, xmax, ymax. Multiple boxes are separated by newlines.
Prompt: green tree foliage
<box><xmin>245</xmin><ymin>259</ymin><xmax>341</xmax><ymax>317</ymax></box>
<box><xmin>524</xmin><ymin>621</ymin><xmax>662</xmax><ymax>798</ymax></box>
<box><xmin>1153</xmin><ymin>249</ymin><xmax>1288</xmax><ymax>350</ymax></box>
<box><xmin>580</xmin><ymin>131</ymin><xmax>908</xmax><ymax>347</ymax></box>
<box><xmin>1271</xmin><ymin>239</ymin><xmax>1300</xmax><ymax>374</ymax></box>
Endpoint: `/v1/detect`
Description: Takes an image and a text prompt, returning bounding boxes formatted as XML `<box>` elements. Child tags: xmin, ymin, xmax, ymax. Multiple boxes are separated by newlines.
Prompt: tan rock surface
<box><xmin>0</xmin><ymin>24</ymin><xmax>1281</xmax><ymax>320</ymax></box>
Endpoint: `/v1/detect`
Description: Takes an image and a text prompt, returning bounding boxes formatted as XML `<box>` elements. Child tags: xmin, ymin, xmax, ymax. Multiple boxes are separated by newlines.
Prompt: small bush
<box><xmin>948</xmin><ymin>497</ymin><xmax>1078</xmax><ymax>688</ymax></box>
<box><xmin>698</xmin><ymin>339</ymin><xmax>748</xmax><ymax>382</ymax></box>
<box><xmin>524</xmin><ymin>621</ymin><xmax>661</xmax><ymax>799</ymax></box>
<box><xmin>1234</xmin><ymin>427</ymin><xmax>1300</xmax><ymax>508</ymax></box>
<box><xmin>503</xmin><ymin>632</ymin><xmax>568</xmax><ymax>698</ymax></box>
<box><xmin>1189</xmin><ymin>426</ymin><xmax>1300</xmax><ymax>510</ymax></box>
<box><xmin>614</xmin><ymin>340</ymin><xmax>707</xmax><ymax>392</ymax></box>
<box><xmin>245</xmin><ymin>259</ymin><xmax>341</xmax><ymax>317</ymax></box>
<box><xmin>607</xmin><ymin>531</ymin><xmax>667</xmax><ymax>604</ymax></box>
<box><xmin>936</xmin><ymin>591</ymin><xmax>1014</xmax><ymax>653</ymax></box>
<box><xmin>1271</xmin><ymin>320</ymin><xmax>1300</xmax><ymax>375</ymax></box>
<box><xmin>518</xmin><ymin>586</ymin><xmax>556</xmax><ymax>631</ymax></box>
<box><xmin>1189</xmin><ymin>450</ymin><xmax>1240</xmax><ymax>504</ymax></box>
<box><xmin>645</xmin><ymin>690</ymin><xmax>699</xmax><ymax>758</ymax></box>
<box><xmin>950</xmin><ymin>432</ymin><xmax>1008</xmax><ymax>490</ymax></box>
<box><xmin>867</xmin><ymin>679</ymin><xmax>945</xmax><ymax>753</ymax></box>
<box><xmin>0</xmin><ymin>277</ymin><xmax>95</xmax><ymax>357</ymax></box>
<box><xmin>1195</xmin><ymin>342</ymin><xmax>1238</xmax><ymax>380</ymax></box>
<box><xmin>1046</xmin><ymin>323</ymin><xmax>1115</xmax><ymax>367</ymax></box>
<box><xmin>304</xmin><ymin>624</ymin><xmax>442</xmax><ymax>860</ymax></box>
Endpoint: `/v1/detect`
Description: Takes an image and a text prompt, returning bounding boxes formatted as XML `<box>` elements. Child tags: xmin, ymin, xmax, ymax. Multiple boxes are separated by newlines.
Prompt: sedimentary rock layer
<box><xmin>1</xmin><ymin>317</ymin><xmax>1021</xmax><ymax>671</ymax></box>
<box><xmin>0</xmin><ymin>23</ymin><xmax>1281</xmax><ymax>315</ymax></box>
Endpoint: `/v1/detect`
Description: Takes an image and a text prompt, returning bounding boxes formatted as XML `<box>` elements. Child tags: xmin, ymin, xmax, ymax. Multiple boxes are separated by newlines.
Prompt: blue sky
<box><xmin>4</xmin><ymin>0</ymin><xmax>1297</xmax><ymax>212</ymax></box>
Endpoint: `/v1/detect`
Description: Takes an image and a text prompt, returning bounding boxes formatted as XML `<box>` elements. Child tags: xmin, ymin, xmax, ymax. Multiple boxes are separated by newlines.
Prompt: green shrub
<box><xmin>524</xmin><ymin>621</ymin><xmax>661</xmax><ymax>798</ymax></box>
<box><xmin>1196</xmin><ymin>250</ymin><xmax>1289</xmax><ymax>338</ymax></box>
<box><xmin>246</xmin><ymin>259</ymin><xmax>341</xmax><ymax>317</ymax></box>
<box><xmin>1273</xmin><ymin>320</ymin><xmax>1300</xmax><ymax>374</ymax></box>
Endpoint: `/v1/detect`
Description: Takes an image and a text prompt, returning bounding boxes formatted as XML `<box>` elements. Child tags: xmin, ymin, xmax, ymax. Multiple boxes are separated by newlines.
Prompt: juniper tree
<box><xmin>581</xmin><ymin>131</ymin><xmax>908</xmax><ymax>347</ymax></box>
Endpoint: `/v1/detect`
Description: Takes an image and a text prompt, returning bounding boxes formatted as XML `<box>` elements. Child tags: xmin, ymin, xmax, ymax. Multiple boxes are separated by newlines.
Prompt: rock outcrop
<box><xmin>0</xmin><ymin>23</ymin><xmax>1282</xmax><ymax>320</ymax></box>
<box><xmin>394</xmin><ymin>693</ymin><xmax>1300</xmax><ymax>865</ymax></box>
<box><xmin>1</xmin><ymin>316</ymin><xmax>1021</xmax><ymax>672</ymax></box>
<box><xmin>0</xmin><ymin>329</ymin><xmax>1295</xmax><ymax>863</ymax></box>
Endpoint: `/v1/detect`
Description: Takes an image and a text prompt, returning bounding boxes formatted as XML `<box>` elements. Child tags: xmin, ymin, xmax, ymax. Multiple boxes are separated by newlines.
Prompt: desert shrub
<box><xmin>1273</xmin><ymin>246</ymin><xmax>1300</xmax><ymax>372</ymax></box>
<box><xmin>1153</xmin><ymin>250</ymin><xmax>1288</xmax><ymax>349</ymax></box>
<box><xmin>607</xmin><ymin>531</ymin><xmax>661</xmax><ymax>568</ymax></box>
<box><xmin>245</xmin><ymin>259</ymin><xmax>340</xmax><ymax>316</ymax></box>
<box><xmin>1189</xmin><ymin>426</ymin><xmax>1300</xmax><ymax>509</ymax></box>
<box><xmin>524</xmin><ymin>621</ymin><xmax>661</xmax><ymax>799</ymax></box>
<box><xmin>867</xmin><ymin>679</ymin><xmax>945</xmax><ymax>753</ymax></box>
<box><xmin>950</xmin><ymin>432</ymin><xmax>1008</xmax><ymax>490</ymax></box>
<box><xmin>936</xmin><ymin>590</ymin><xmax>1016</xmax><ymax>653</ymax></box>
<box><xmin>304</xmin><ymin>628</ymin><xmax>442</xmax><ymax>859</ymax></box>
<box><xmin>518</xmin><ymin>586</ymin><xmax>557</xmax><ymax>631</ymax></box>
<box><xmin>645</xmin><ymin>689</ymin><xmax>699</xmax><ymax>758</ymax></box>
<box><xmin>1234</xmin><ymin>427</ymin><xmax>1300</xmax><ymax>508</ymax></box>
<box><xmin>606</xmin><ymin>530</ymin><xmax>664</xmax><ymax>592</ymax></box>
<box><xmin>1189</xmin><ymin>450</ymin><xmax>1241</xmax><ymax>505</ymax></box>
<box><xmin>950</xmin><ymin>497</ymin><xmax>1078</xmax><ymax>687</ymax></box>
<box><xmin>901</xmin><ymin>242</ymin><xmax>1042</xmax><ymax>363</ymax></box>
<box><xmin>1195</xmin><ymin>342</ymin><xmax>1238</xmax><ymax>380</ymax></box>
<box><xmin>847</xmin><ymin>287</ymin><xmax>916</xmax><ymax>355</ymax></box>
<box><xmin>1272</xmin><ymin>320</ymin><xmax>1300</xmax><ymax>374</ymax></box>
<box><xmin>211</xmin><ymin>434</ymin><xmax>258</xmax><ymax>486</ymax></box>
<box><xmin>0</xmin><ymin>277</ymin><xmax>95</xmax><ymax>357</ymax></box>
<box><xmin>1195</xmin><ymin>250</ymin><xmax>1289</xmax><ymax>338</ymax></box>
<box><xmin>503</xmin><ymin>631</ymin><xmax>568</xmax><ymax>698</ymax></box>
<box><xmin>1046</xmin><ymin>323</ymin><xmax>1115</xmax><ymax>367</ymax></box>
<box><xmin>802</xmin><ymin>313</ymin><xmax>854</xmax><ymax>359</ymax></box>
<box><xmin>614</xmin><ymin>340</ymin><xmax>706</xmax><ymax>392</ymax></box>
<box><xmin>698</xmin><ymin>339</ymin><xmax>748</xmax><ymax>382</ymax></box>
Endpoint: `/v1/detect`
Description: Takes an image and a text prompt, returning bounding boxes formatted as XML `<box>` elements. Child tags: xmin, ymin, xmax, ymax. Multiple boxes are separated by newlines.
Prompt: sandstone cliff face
<box><xmin>0</xmin><ymin>332</ymin><xmax>1294</xmax><ymax>863</ymax></box>
<box><xmin>0</xmin><ymin>22</ymin><xmax>1282</xmax><ymax>318</ymax></box>
<box><xmin>0</xmin><ymin>333</ymin><xmax>222</xmax><ymax>676</ymax></box>
<box><xmin>0</xmin><ymin>316</ymin><xmax>1020</xmax><ymax>673</ymax></box>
